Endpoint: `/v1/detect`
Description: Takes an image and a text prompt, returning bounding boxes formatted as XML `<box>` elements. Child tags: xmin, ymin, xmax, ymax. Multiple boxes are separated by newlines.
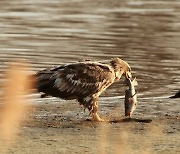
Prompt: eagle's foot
<box><xmin>92</xmin><ymin>113</ymin><xmax>104</xmax><ymax>122</ymax></box>
<box><xmin>89</xmin><ymin>99</ymin><xmax>104</xmax><ymax>122</ymax></box>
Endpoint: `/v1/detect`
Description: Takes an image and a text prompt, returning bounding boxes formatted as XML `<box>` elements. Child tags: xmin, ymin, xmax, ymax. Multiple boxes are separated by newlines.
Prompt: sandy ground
<box><xmin>0</xmin><ymin>99</ymin><xmax>179</xmax><ymax>154</ymax></box>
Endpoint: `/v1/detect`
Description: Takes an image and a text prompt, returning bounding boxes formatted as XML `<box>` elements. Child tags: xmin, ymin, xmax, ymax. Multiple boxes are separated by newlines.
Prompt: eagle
<box><xmin>34</xmin><ymin>58</ymin><xmax>132</xmax><ymax>121</ymax></box>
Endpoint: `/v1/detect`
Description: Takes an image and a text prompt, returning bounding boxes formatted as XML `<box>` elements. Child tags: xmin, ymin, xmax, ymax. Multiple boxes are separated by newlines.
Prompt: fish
<box><xmin>124</xmin><ymin>77</ymin><xmax>138</xmax><ymax>117</ymax></box>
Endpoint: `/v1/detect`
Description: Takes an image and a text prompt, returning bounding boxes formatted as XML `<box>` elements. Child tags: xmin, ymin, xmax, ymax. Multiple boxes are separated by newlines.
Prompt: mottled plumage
<box><xmin>35</xmin><ymin>58</ymin><xmax>132</xmax><ymax>121</ymax></box>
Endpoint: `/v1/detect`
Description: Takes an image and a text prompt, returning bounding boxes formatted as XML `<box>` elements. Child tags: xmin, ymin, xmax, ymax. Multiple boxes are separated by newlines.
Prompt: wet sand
<box><xmin>0</xmin><ymin>97</ymin><xmax>179</xmax><ymax>154</ymax></box>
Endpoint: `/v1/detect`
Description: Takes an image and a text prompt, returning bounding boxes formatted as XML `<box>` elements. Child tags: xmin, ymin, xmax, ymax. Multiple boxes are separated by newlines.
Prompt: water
<box><xmin>0</xmin><ymin>0</ymin><xmax>179</xmax><ymax>116</ymax></box>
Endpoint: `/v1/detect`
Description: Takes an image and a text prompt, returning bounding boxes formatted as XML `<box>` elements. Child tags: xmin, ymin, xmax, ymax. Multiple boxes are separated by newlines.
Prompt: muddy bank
<box><xmin>0</xmin><ymin>98</ymin><xmax>179</xmax><ymax>154</ymax></box>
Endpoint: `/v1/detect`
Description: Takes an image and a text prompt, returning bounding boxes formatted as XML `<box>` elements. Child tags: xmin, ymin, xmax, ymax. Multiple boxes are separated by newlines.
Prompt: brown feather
<box><xmin>35</xmin><ymin>58</ymin><xmax>131</xmax><ymax>110</ymax></box>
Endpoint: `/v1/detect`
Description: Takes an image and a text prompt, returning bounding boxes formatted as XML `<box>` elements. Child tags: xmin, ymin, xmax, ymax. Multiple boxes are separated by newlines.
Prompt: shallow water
<box><xmin>0</xmin><ymin>0</ymin><xmax>179</xmax><ymax>117</ymax></box>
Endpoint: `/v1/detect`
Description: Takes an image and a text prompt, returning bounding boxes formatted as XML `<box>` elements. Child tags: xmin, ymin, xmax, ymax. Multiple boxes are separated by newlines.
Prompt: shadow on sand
<box><xmin>111</xmin><ymin>118</ymin><xmax>152</xmax><ymax>123</ymax></box>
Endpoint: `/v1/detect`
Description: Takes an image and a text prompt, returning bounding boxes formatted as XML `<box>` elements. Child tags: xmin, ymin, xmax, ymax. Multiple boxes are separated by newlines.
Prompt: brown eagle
<box><xmin>34</xmin><ymin>58</ymin><xmax>132</xmax><ymax>121</ymax></box>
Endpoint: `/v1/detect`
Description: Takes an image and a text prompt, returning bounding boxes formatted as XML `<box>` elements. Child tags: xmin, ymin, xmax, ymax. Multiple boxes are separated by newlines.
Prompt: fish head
<box><xmin>124</xmin><ymin>77</ymin><xmax>131</xmax><ymax>87</ymax></box>
<box><xmin>125</xmin><ymin>97</ymin><xmax>137</xmax><ymax>117</ymax></box>
<box><xmin>124</xmin><ymin>77</ymin><xmax>138</xmax><ymax>87</ymax></box>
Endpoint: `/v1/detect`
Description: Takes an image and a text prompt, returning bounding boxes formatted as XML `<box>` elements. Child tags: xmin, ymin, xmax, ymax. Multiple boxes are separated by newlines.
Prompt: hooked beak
<box><xmin>125</xmin><ymin>71</ymin><xmax>132</xmax><ymax>79</ymax></box>
<box><xmin>123</xmin><ymin>77</ymin><xmax>129</xmax><ymax>86</ymax></box>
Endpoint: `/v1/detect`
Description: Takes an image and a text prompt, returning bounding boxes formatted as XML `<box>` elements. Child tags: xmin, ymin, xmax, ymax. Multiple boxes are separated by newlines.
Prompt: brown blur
<box><xmin>0</xmin><ymin>62</ymin><xmax>32</xmax><ymax>140</ymax></box>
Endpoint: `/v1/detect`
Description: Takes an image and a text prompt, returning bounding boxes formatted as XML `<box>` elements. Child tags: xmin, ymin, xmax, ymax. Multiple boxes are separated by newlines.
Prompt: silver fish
<box><xmin>124</xmin><ymin>77</ymin><xmax>138</xmax><ymax>117</ymax></box>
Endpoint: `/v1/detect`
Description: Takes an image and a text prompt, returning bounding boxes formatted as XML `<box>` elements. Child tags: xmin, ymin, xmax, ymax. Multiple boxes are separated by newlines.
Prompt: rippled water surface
<box><xmin>0</xmin><ymin>0</ymin><xmax>179</xmax><ymax>116</ymax></box>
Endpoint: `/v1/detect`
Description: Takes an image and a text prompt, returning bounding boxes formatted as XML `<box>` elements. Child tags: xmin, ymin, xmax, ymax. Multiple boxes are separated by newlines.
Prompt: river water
<box><xmin>0</xmin><ymin>0</ymin><xmax>179</xmax><ymax>117</ymax></box>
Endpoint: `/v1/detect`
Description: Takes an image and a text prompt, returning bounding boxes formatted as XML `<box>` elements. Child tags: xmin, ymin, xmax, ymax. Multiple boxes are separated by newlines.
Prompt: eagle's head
<box><xmin>110</xmin><ymin>58</ymin><xmax>132</xmax><ymax>80</ymax></box>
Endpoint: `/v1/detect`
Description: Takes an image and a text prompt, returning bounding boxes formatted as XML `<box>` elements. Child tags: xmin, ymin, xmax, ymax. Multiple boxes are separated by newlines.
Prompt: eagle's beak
<box><xmin>126</xmin><ymin>71</ymin><xmax>132</xmax><ymax>79</ymax></box>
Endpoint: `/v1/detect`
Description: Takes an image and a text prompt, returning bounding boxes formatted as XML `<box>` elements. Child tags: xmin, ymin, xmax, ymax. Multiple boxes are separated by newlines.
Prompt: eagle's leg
<box><xmin>90</xmin><ymin>99</ymin><xmax>104</xmax><ymax>122</ymax></box>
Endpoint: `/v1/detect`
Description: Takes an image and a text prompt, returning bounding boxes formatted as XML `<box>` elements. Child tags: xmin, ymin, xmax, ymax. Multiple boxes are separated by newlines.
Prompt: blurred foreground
<box><xmin>0</xmin><ymin>62</ymin><xmax>33</xmax><ymax>152</ymax></box>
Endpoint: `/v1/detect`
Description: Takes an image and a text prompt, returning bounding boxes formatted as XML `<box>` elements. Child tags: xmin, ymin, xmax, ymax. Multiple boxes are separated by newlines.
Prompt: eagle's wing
<box><xmin>36</xmin><ymin>62</ymin><xmax>115</xmax><ymax>97</ymax></box>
